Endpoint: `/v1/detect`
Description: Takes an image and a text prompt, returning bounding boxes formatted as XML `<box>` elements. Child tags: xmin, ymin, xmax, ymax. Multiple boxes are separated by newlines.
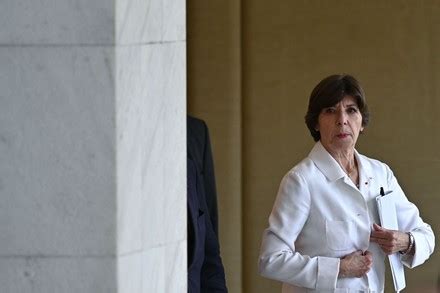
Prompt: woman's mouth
<box><xmin>336</xmin><ymin>133</ymin><xmax>350</xmax><ymax>139</ymax></box>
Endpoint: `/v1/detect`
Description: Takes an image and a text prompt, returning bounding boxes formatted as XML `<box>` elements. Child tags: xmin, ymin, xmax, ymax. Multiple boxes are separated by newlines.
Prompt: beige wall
<box><xmin>188</xmin><ymin>1</ymin><xmax>439</xmax><ymax>292</ymax></box>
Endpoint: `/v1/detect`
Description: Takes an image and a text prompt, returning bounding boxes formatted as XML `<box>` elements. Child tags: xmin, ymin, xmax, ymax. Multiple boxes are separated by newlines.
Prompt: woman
<box><xmin>258</xmin><ymin>74</ymin><xmax>435</xmax><ymax>292</ymax></box>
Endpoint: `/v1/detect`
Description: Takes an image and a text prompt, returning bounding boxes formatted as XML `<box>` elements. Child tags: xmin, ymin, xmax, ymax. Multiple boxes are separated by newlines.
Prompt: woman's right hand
<box><xmin>338</xmin><ymin>250</ymin><xmax>373</xmax><ymax>278</ymax></box>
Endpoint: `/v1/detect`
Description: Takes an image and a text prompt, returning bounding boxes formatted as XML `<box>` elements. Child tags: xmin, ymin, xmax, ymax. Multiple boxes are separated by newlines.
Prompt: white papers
<box><xmin>376</xmin><ymin>192</ymin><xmax>406</xmax><ymax>292</ymax></box>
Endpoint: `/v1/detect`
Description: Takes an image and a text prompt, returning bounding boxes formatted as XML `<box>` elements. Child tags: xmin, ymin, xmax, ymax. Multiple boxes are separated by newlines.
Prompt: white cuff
<box><xmin>402</xmin><ymin>230</ymin><xmax>433</xmax><ymax>268</ymax></box>
<box><xmin>315</xmin><ymin>256</ymin><xmax>339</xmax><ymax>290</ymax></box>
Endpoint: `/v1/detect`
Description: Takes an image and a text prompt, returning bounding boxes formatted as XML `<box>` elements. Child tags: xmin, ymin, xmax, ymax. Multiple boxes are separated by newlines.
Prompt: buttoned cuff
<box><xmin>315</xmin><ymin>256</ymin><xmax>339</xmax><ymax>290</ymax></box>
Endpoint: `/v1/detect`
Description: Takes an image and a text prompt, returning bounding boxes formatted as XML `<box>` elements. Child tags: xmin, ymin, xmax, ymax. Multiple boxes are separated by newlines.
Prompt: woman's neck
<box><xmin>322</xmin><ymin>143</ymin><xmax>360</xmax><ymax>187</ymax></box>
<box><xmin>325</xmin><ymin>145</ymin><xmax>356</xmax><ymax>174</ymax></box>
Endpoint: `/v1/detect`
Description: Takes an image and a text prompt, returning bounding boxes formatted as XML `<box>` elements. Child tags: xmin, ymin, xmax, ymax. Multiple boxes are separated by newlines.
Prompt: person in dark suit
<box><xmin>187</xmin><ymin>116</ymin><xmax>227</xmax><ymax>293</ymax></box>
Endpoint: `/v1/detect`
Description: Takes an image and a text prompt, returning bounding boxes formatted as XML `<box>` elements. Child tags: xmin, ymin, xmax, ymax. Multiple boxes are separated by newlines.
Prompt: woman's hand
<box><xmin>370</xmin><ymin>223</ymin><xmax>409</xmax><ymax>255</ymax></box>
<box><xmin>339</xmin><ymin>250</ymin><xmax>373</xmax><ymax>278</ymax></box>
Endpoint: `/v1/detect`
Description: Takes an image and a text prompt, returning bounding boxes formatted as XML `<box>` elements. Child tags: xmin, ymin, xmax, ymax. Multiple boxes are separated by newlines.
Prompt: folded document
<box><xmin>376</xmin><ymin>191</ymin><xmax>406</xmax><ymax>292</ymax></box>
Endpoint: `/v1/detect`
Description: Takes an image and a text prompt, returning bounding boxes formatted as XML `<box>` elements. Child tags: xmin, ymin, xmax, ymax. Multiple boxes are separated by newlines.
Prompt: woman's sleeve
<box><xmin>258</xmin><ymin>171</ymin><xmax>340</xmax><ymax>290</ymax></box>
<box><xmin>386</xmin><ymin>166</ymin><xmax>435</xmax><ymax>268</ymax></box>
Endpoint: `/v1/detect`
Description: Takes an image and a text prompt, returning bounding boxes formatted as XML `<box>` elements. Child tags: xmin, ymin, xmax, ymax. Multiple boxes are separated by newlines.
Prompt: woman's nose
<box><xmin>336</xmin><ymin>110</ymin><xmax>347</xmax><ymax>125</ymax></box>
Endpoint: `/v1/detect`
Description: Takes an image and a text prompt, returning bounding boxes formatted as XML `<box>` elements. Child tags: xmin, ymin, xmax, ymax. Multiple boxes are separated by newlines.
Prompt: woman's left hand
<box><xmin>370</xmin><ymin>223</ymin><xmax>409</xmax><ymax>255</ymax></box>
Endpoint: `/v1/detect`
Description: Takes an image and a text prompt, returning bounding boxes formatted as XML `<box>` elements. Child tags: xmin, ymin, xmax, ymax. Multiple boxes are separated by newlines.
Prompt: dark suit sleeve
<box><xmin>187</xmin><ymin>116</ymin><xmax>219</xmax><ymax>237</ymax></box>
<box><xmin>200</xmin><ymin>193</ymin><xmax>228</xmax><ymax>293</ymax></box>
<box><xmin>201</xmin><ymin>122</ymin><xmax>219</xmax><ymax>236</ymax></box>
<box><xmin>188</xmin><ymin>116</ymin><xmax>227</xmax><ymax>292</ymax></box>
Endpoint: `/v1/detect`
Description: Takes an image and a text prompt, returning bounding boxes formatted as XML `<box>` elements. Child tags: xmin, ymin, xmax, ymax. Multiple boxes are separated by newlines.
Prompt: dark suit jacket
<box><xmin>187</xmin><ymin>116</ymin><xmax>219</xmax><ymax>236</ymax></box>
<box><xmin>187</xmin><ymin>116</ymin><xmax>227</xmax><ymax>293</ymax></box>
<box><xmin>187</xmin><ymin>157</ymin><xmax>227</xmax><ymax>293</ymax></box>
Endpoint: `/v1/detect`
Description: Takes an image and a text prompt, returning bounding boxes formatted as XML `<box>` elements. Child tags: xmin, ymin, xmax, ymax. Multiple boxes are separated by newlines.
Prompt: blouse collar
<box><xmin>308</xmin><ymin>141</ymin><xmax>368</xmax><ymax>182</ymax></box>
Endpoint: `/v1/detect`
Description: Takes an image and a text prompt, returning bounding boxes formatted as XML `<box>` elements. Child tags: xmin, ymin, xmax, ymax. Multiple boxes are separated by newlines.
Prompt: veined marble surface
<box><xmin>0</xmin><ymin>0</ymin><xmax>184</xmax><ymax>45</ymax></box>
<box><xmin>116</xmin><ymin>42</ymin><xmax>186</xmax><ymax>255</ymax></box>
<box><xmin>2</xmin><ymin>0</ymin><xmax>186</xmax><ymax>291</ymax></box>
<box><xmin>114</xmin><ymin>39</ymin><xmax>186</xmax><ymax>291</ymax></box>
<box><xmin>115</xmin><ymin>44</ymin><xmax>155</xmax><ymax>255</ymax></box>
<box><xmin>0</xmin><ymin>47</ymin><xmax>116</xmax><ymax>256</ymax></box>
<box><xmin>163</xmin><ymin>0</ymin><xmax>186</xmax><ymax>42</ymax></box>
<box><xmin>142</xmin><ymin>43</ymin><xmax>186</xmax><ymax>250</ymax></box>
<box><xmin>0</xmin><ymin>0</ymin><xmax>114</xmax><ymax>44</ymax></box>
<box><xmin>115</xmin><ymin>0</ymin><xmax>162</xmax><ymax>45</ymax></box>
<box><xmin>116</xmin><ymin>240</ymin><xmax>188</xmax><ymax>293</ymax></box>
<box><xmin>141</xmin><ymin>239</ymin><xmax>186</xmax><ymax>292</ymax></box>
<box><xmin>117</xmin><ymin>252</ymin><xmax>143</xmax><ymax>293</ymax></box>
<box><xmin>0</xmin><ymin>256</ymin><xmax>116</xmax><ymax>292</ymax></box>
<box><xmin>115</xmin><ymin>41</ymin><xmax>186</xmax><ymax>292</ymax></box>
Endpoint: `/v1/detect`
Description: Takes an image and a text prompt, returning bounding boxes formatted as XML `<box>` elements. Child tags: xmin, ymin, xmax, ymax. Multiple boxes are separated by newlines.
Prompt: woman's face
<box><xmin>316</xmin><ymin>95</ymin><xmax>364</xmax><ymax>153</ymax></box>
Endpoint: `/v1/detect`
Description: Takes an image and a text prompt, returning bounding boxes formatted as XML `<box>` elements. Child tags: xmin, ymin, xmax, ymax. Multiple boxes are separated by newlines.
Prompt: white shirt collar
<box><xmin>308</xmin><ymin>141</ymin><xmax>371</xmax><ymax>182</ymax></box>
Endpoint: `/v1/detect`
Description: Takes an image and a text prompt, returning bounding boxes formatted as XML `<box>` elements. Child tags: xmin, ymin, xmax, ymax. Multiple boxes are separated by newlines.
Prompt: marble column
<box><xmin>0</xmin><ymin>1</ymin><xmax>186</xmax><ymax>292</ymax></box>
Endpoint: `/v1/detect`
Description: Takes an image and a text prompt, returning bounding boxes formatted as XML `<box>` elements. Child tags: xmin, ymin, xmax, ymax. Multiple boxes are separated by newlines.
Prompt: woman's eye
<box><xmin>347</xmin><ymin>107</ymin><xmax>358</xmax><ymax>114</ymax></box>
<box><xmin>324</xmin><ymin>108</ymin><xmax>335</xmax><ymax>113</ymax></box>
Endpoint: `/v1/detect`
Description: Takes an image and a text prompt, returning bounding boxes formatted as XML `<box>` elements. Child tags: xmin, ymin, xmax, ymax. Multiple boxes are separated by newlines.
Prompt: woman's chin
<box><xmin>332</xmin><ymin>139</ymin><xmax>356</xmax><ymax>150</ymax></box>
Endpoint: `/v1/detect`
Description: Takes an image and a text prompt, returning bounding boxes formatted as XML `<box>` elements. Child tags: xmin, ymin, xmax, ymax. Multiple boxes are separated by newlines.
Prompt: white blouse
<box><xmin>259</xmin><ymin>142</ymin><xmax>435</xmax><ymax>293</ymax></box>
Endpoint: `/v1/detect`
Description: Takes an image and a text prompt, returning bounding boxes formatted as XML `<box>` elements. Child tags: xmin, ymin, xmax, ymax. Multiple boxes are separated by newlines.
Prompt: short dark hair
<box><xmin>305</xmin><ymin>74</ymin><xmax>370</xmax><ymax>141</ymax></box>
